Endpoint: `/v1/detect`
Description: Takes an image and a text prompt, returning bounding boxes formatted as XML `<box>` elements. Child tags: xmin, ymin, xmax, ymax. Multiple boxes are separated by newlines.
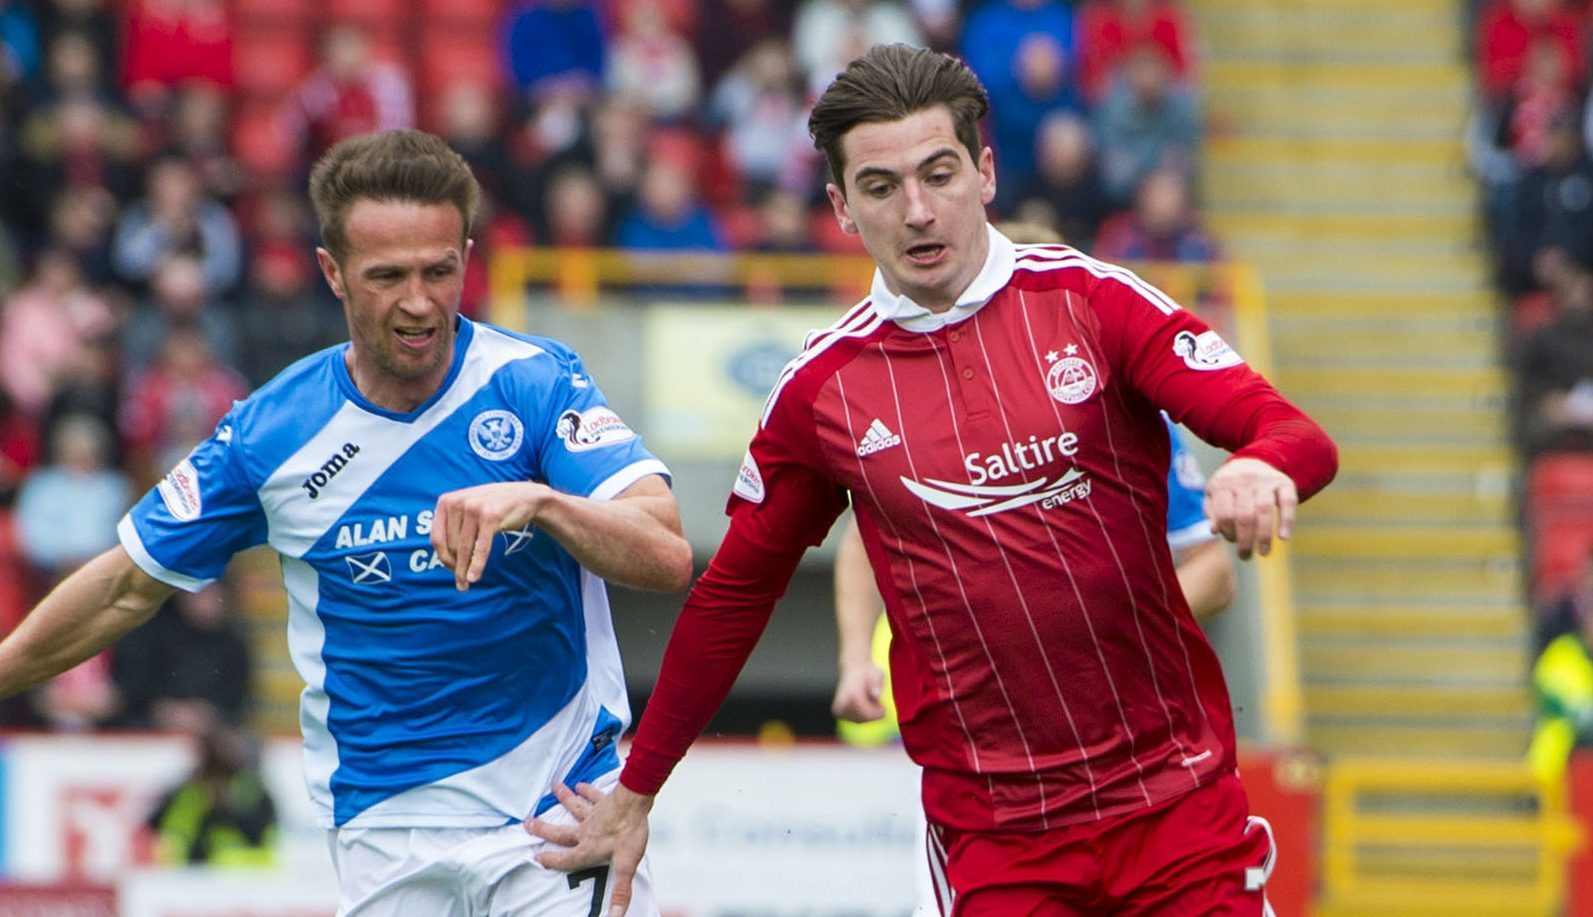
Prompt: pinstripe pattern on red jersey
<box><xmin>971</xmin><ymin>295</ymin><xmax>1149</xmax><ymax>812</ymax></box>
<box><xmin>835</xmin><ymin>371</ymin><xmax>985</xmax><ymax>778</ymax></box>
<box><xmin>1056</xmin><ymin>288</ymin><xmax>1209</xmax><ymax>784</ymax></box>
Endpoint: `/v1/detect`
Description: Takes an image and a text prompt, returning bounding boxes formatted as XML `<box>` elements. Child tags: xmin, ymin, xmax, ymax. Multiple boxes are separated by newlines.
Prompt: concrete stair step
<box><xmin>1303</xmin><ymin>487</ymin><xmax>1513</xmax><ymax>525</ymax></box>
<box><xmin>1292</xmin><ymin>524</ymin><xmax>1518</xmax><ymax>561</ymax></box>
<box><xmin>1274</xmin><ymin>326</ymin><xmax>1498</xmax><ymax>367</ymax></box>
<box><xmin>1193</xmin><ymin>0</ymin><xmax>1454</xmax><ymax>13</ymax></box>
<box><xmin>1299</xmin><ymin>604</ymin><xmax>1526</xmax><ymax>640</ymax></box>
<box><xmin>1297</xmin><ymin>560</ymin><xmax>1520</xmax><ymax>603</ymax></box>
<box><xmin>1305</xmin><ymin>721</ymin><xmax>1530</xmax><ymax>758</ymax></box>
<box><xmin>1210</xmin><ymin>210</ymin><xmax>1478</xmax><ymax>244</ymax></box>
<box><xmin>1208</xmin><ymin>83</ymin><xmax>1469</xmax><ymax>122</ymax></box>
<box><xmin>1267</xmin><ymin>289</ymin><xmax>1498</xmax><ymax>320</ymax></box>
<box><xmin>1205</xmin><ymin>171</ymin><xmax>1474</xmax><ymax>210</ymax></box>
<box><xmin>1204</xmin><ymin>59</ymin><xmax>1470</xmax><ymax>94</ymax></box>
<box><xmin>1245</xmin><ymin>251</ymin><xmax>1488</xmax><ymax>286</ymax></box>
<box><xmin>1305</xmin><ymin>684</ymin><xmax>1530</xmax><ymax>719</ymax></box>
<box><xmin>1278</xmin><ymin>366</ymin><xmax>1507</xmax><ymax>401</ymax></box>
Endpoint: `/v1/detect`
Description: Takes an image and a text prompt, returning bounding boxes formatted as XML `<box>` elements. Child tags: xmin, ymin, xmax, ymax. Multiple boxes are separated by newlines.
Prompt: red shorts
<box><xmin>925</xmin><ymin>773</ymin><xmax>1276</xmax><ymax>916</ymax></box>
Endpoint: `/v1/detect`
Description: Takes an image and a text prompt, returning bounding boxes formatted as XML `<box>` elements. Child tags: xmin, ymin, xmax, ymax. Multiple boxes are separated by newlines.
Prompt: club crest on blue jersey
<box><xmin>1044</xmin><ymin>344</ymin><xmax>1098</xmax><ymax>405</ymax></box>
<box><xmin>469</xmin><ymin>409</ymin><xmax>525</xmax><ymax>461</ymax></box>
<box><xmin>345</xmin><ymin>551</ymin><xmax>392</xmax><ymax>584</ymax></box>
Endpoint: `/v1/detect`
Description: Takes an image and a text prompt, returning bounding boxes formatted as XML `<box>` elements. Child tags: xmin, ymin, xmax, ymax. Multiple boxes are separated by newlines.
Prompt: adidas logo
<box><xmin>856</xmin><ymin>419</ymin><xmax>902</xmax><ymax>457</ymax></box>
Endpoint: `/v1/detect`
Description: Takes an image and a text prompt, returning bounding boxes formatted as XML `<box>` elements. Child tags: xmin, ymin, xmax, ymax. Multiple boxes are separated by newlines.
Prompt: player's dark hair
<box><xmin>808</xmin><ymin>44</ymin><xmax>989</xmax><ymax>196</ymax></box>
<box><xmin>308</xmin><ymin>129</ymin><xmax>479</xmax><ymax>264</ymax></box>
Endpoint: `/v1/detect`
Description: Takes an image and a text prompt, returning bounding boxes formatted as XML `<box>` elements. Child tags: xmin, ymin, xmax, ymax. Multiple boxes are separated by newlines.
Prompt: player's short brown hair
<box><xmin>308</xmin><ymin>129</ymin><xmax>480</xmax><ymax>264</ymax></box>
<box><xmin>808</xmin><ymin>44</ymin><xmax>990</xmax><ymax>196</ymax></box>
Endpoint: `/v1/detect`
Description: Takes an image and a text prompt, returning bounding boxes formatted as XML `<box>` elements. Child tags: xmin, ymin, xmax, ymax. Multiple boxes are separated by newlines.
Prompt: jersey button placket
<box><xmin>945</xmin><ymin>322</ymin><xmax>996</xmax><ymax>418</ymax></box>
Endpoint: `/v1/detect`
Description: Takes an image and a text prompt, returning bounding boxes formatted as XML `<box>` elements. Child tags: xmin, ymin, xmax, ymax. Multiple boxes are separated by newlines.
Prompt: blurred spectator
<box><xmin>960</xmin><ymin>0</ymin><xmax>1076</xmax><ymax>187</ymax></box>
<box><xmin>1012</xmin><ymin>111</ymin><xmax>1111</xmax><ymax>248</ymax></box>
<box><xmin>694</xmin><ymin>0</ymin><xmax>793</xmax><ymax>88</ymax></box>
<box><xmin>0</xmin><ymin>0</ymin><xmax>41</xmax><ymax>89</ymax></box>
<box><xmin>1528</xmin><ymin>547</ymin><xmax>1593</xmax><ymax>783</ymax></box>
<box><xmin>1476</xmin><ymin>0</ymin><xmax>1584</xmax><ymax>104</ymax></box>
<box><xmin>40</xmin><ymin>329</ymin><xmax>122</xmax><ymax>468</ymax></box>
<box><xmin>500</xmin><ymin>0</ymin><xmax>607</xmax><ymax>105</ymax></box>
<box><xmin>1501</xmin><ymin>36</ymin><xmax>1580</xmax><ymax>170</ymax></box>
<box><xmin>436</xmin><ymin>81</ymin><xmax>521</xmax><ymax>221</ymax></box>
<box><xmin>1500</xmin><ymin>110</ymin><xmax>1593</xmax><ymax>292</ymax></box>
<box><xmin>615</xmin><ymin>156</ymin><xmax>725</xmax><ymax>252</ymax></box>
<box><xmin>752</xmin><ymin>189</ymin><xmax>816</xmax><ymax>253</ymax></box>
<box><xmin>122</xmin><ymin>252</ymin><xmax>237</xmax><ymax>371</ymax></box>
<box><xmin>0</xmin><ymin>388</ymin><xmax>39</xmax><ymax>508</ymax></box>
<box><xmin>112</xmin><ymin>155</ymin><xmax>242</xmax><ymax>295</ymax></box>
<box><xmin>540</xmin><ymin>162</ymin><xmax>612</xmax><ymax>247</ymax></box>
<box><xmin>235</xmin><ymin>247</ymin><xmax>341</xmax><ymax>388</ymax></box>
<box><xmin>607</xmin><ymin>1</ymin><xmax>702</xmax><ymax>124</ymax></box>
<box><xmin>707</xmin><ymin>38</ymin><xmax>808</xmax><ymax>198</ymax></box>
<box><xmin>794</xmin><ymin>0</ymin><xmax>924</xmax><ymax>95</ymax></box>
<box><xmin>113</xmin><ymin>580</ymin><xmax>252</xmax><ymax>731</ymax></box>
<box><xmin>1093</xmin><ymin>165</ymin><xmax>1219</xmax><ymax>263</ymax></box>
<box><xmin>119</xmin><ymin>320</ymin><xmax>248</xmax><ymax>486</ymax></box>
<box><xmin>34</xmin><ymin>0</ymin><xmax>119</xmax><ymax>91</ymax></box>
<box><xmin>279</xmin><ymin>24</ymin><xmax>415</xmax><ymax>165</ymax></box>
<box><xmin>44</xmin><ymin>184</ymin><xmax>118</xmax><ymax>285</ymax></box>
<box><xmin>31</xmin><ymin>28</ymin><xmax>106</xmax><ymax>105</ymax></box>
<box><xmin>164</xmin><ymin>83</ymin><xmax>245</xmax><ymax>203</ymax></box>
<box><xmin>1077</xmin><ymin>0</ymin><xmax>1195</xmax><ymax>106</ymax></box>
<box><xmin>459</xmin><ymin>196</ymin><xmax>532</xmax><ymax>317</ymax></box>
<box><xmin>12</xmin><ymin>94</ymin><xmax>141</xmax><ymax>236</ymax></box>
<box><xmin>1517</xmin><ymin>264</ymin><xmax>1593</xmax><ymax>456</ymax></box>
<box><xmin>1535</xmin><ymin>539</ymin><xmax>1593</xmax><ymax>653</ymax></box>
<box><xmin>146</xmin><ymin>723</ymin><xmax>277</xmax><ymax>866</ymax></box>
<box><xmin>1094</xmin><ymin>43</ymin><xmax>1201</xmax><ymax>204</ymax></box>
<box><xmin>120</xmin><ymin>0</ymin><xmax>234</xmax><ymax>116</ymax></box>
<box><xmin>14</xmin><ymin>413</ymin><xmax>127</xmax><ymax>579</ymax></box>
<box><xmin>0</xmin><ymin>219</ymin><xmax>19</xmax><ymax>293</ymax></box>
<box><xmin>0</xmin><ymin>247</ymin><xmax>115</xmax><ymax>417</ymax></box>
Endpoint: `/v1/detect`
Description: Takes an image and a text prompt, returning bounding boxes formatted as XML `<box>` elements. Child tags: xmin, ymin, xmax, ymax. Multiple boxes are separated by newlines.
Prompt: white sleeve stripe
<box><xmin>1167</xmin><ymin>520</ymin><xmax>1218</xmax><ymax>552</ymax></box>
<box><xmin>588</xmin><ymin>459</ymin><xmax>672</xmax><ymax>502</ymax></box>
<box><xmin>116</xmin><ymin>515</ymin><xmax>212</xmax><ymax>592</ymax></box>
<box><xmin>761</xmin><ymin>305</ymin><xmax>883</xmax><ymax>428</ymax></box>
<box><xmin>1013</xmin><ymin>252</ymin><xmax>1182</xmax><ymax>316</ymax></box>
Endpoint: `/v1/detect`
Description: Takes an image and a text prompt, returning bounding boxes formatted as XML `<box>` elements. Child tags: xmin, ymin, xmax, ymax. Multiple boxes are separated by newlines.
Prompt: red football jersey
<box><xmin>624</xmin><ymin>228</ymin><xmax>1337</xmax><ymax>831</ymax></box>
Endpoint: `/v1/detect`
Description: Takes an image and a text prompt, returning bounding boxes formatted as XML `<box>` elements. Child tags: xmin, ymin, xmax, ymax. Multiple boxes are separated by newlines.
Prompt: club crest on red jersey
<box><xmin>1044</xmin><ymin>344</ymin><xmax>1098</xmax><ymax>405</ymax></box>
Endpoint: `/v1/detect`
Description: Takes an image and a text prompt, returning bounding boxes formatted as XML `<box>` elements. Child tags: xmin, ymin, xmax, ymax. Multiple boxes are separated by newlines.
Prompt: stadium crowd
<box><xmin>0</xmin><ymin>0</ymin><xmax>1215</xmax><ymax>732</ymax></box>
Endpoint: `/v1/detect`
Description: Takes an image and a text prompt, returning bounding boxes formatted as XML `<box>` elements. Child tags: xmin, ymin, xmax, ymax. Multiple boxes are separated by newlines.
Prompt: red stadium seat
<box><xmin>418</xmin><ymin>0</ymin><xmax>502</xmax><ymax>25</ymax></box>
<box><xmin>234</xmin><ymin>107</ymin><xmax>298</xmax><ymax>180</ymax></box>
<box><xmin>326</xmin><ymin>0</ymin><xmax>406</xmax><ymax>25</ymax></box>
<box><xmin>1526</xmin><ymin>453</ymin><xmax>1593</xmax><ymax>603</ymax></box>
<box><xmin>232</xmin><ymin>0</ymin><xmax>318</xmax><ymax>27</ymax></box>
<box><xmin>234</xmin><ymin>25</ymin><xmax>314</xmax><ymax>99</ymax></box>
<box><xmin>811</xmin><ymin>210</ymin><xmax>866</xmax><ymax>255</ymax></box>
<box><xmin>420</xmin><ymin>27</ymin><xmax>503</xmax><ymax>91</ymax></box>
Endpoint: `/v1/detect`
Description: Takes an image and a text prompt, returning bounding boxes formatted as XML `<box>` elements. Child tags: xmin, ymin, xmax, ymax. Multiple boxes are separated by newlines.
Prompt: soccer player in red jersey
<box><xmin>534</xmin><ymin>44</ymin><xmax>1337</xmax><ymax>915</ymax></box>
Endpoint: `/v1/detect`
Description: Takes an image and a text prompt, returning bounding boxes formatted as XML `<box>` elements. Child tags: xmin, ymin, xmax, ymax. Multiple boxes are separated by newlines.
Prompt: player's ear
<box><xmin>826</xmin><ymin>183</ymin><xmax>857</xmax><ymax>235</ymax></box>
<box><xmin>316</xmin><ymin>247</ymin><xmax>345</xmax><ymax>300</ymax></box>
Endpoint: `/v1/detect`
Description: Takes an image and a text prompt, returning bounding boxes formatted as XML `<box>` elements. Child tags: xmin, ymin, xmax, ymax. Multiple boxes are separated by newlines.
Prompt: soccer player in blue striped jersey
<box><xmin>0</xmin><ymin>130</ymin><xmax>692</xmax><ymax>916</ymax></box>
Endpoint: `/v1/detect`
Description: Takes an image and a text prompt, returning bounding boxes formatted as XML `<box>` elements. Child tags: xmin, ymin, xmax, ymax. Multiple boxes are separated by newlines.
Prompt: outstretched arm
<box><xmin>0</xmin><ymin>547</ymin><xmax>174</xmax><ymax>697</ymax></box>
<box><xmin>832</xmin><ymin>516</ymin><xmax>886</xmax><ymax>723</ymax></box>
<box><xmin>431</xmin><ymin>474</ymin><xmax>692</xmax><ymax>593</ymax></box>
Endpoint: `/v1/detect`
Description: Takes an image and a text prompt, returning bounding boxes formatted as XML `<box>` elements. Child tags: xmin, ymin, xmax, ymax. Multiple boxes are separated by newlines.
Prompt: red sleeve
<box><xmin>621</xmin><ymin>384</ymin><xmax>848</xmax><ymax>795</ymax></box>
<box><xmin>1090</xmin><ymin>271</ymin><xmax>1338</xmax><ymax>500</ymax></box>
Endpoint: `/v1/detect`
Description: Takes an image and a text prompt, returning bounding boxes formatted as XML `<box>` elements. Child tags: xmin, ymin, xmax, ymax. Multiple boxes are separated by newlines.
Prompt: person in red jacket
<box><xmin>535</xmin><ymin>45</ymin><xmax>1337</xmax><ymax>915</ymax></box>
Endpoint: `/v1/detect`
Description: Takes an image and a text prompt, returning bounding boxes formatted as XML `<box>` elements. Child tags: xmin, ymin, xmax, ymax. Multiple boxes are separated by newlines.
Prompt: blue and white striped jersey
<box><xmin>118</xmin><ymin>317</ymin><xmax>669</xmax><ymax>828</ymax></box>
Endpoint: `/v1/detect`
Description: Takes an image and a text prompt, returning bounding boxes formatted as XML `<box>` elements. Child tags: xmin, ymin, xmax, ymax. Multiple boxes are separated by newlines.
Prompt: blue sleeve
<box><xmin>532</xmin><ymin>349</ymin><xmax>670</xmax><ymax>501</ymax></box>
<box><xmin>1163</xmin><ymin>418</ymin><xmax>1212</xmax><ymax>551</ymax></box>
<box><xmin>117</xmin><ymin>407</ymin><xmax>268</xmax><ymax>591</ymax></box>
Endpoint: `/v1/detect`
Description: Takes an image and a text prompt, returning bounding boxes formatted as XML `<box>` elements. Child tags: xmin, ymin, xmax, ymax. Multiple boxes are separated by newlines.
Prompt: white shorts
<box><xmin>329</xmin><ymin>805</ymin><xmax>658</xmax><ymax>916</ymax></box>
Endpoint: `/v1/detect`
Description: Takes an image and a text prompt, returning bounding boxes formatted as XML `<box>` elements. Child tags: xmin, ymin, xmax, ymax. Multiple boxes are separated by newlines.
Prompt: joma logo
<box><xmin>302</xmin><ymin>443</ymin><xmax>361</xmax><ymax>499</ymax></box>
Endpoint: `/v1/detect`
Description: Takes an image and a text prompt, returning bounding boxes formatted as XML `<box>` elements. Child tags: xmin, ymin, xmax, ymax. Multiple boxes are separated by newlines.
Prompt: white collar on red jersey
<box><xmin>869</xmin><ymin>223</ymin><xmax>1017</xmax><ymax>332</ymax></box>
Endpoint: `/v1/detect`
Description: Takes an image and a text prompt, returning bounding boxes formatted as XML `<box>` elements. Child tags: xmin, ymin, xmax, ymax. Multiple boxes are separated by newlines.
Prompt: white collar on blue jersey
<box><xmin>868</xmin><ymin>223</ymin><xmax>1017</xmax><ymax>333</ymax></box>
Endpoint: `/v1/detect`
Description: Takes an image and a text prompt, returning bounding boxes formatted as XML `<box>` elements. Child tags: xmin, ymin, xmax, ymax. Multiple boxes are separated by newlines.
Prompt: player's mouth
<box><xmin>393</xmin><ymin>326</ymin><xmax>437</xmax><ymax>351</ymax></box>
<box><xmin>904</xmin><ymin>242</ymin><xmax>947</xmax><ymax>267</ymax></box>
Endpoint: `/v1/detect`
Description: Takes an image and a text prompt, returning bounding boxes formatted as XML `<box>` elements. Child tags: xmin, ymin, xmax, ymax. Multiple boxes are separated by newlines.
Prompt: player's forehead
<box><xmin>341</xmin><ymin>198</ymin><xmax>466</xmax><ymax>267</ymax></box>
<box><xmin>839</xmin><ymin>107</ymin><xmax>969</xmax><ymax>184</ymax></box>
